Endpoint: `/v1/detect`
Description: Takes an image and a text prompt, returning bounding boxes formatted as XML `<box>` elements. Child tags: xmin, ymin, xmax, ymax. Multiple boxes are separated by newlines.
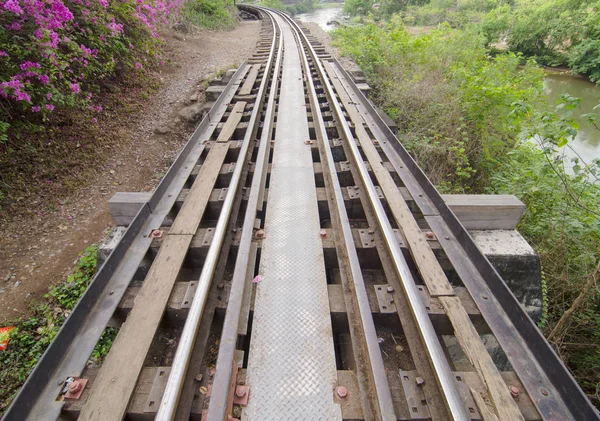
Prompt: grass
<box><xmin>0</xmin><ymin>245</ymin><xmax>117</xmax><ymax>416</ymax></box>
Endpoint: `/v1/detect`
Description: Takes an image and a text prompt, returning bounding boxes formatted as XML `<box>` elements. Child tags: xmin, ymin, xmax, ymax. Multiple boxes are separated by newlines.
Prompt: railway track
<box><xmin>4</xmin><ymin>6</ymin><xmax>599</xmax><ymax>421</ymax></box>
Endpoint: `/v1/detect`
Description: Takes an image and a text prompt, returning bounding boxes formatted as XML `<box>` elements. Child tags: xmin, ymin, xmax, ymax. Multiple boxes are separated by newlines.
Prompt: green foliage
<box><xmin>333</xmin><ymin>19</ymin><xmax>544</xmax><ymax>190</ymax></box>
<box><xmin>483</xmin><ymin>0</ymin><xmax>600</xmax><ymax>80</ymax></box>
<box><xmin>334</xmin><ymin>17</ymin><xmax>600</xmax><ymax>404</ymax></box>
<box><xmin>182</xmin><ymin>0</ymin><xmax>239</xmax><ymax>30</ymax></box>
<box><xmin>259</xmin><ymin>0</ymin><xmax>316</xmax><ymax>16</ymax></box>
<box><xmin>568</xmin><ymin>39</ymin><xmax>600</xmax><ymax>83</ymax></box>
<box><xmin>344</xmin><ymin>0</ymin><xmax>374</xmax><ymax>16</ymax></box>
<box><xmin>0</xmin><ymin>245</ymin><xmax>117</xmax><ymax>415</ymax></box>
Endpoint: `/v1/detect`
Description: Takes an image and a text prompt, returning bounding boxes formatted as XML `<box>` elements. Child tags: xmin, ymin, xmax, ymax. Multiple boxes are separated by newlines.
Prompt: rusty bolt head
<box><xmin>151</xmin><ymin>229</ymin><xmax>164</xmax><ymax>239</ymax></box>
<box><xmin>336</xmin><ymin>386</ymin><xmax>348</xmax><ymax>398</ymax></box>
<box><xmin>209</xmin><ymin>367</ymin><xmax>216</xmax><ymax>377</ymax></box>
<box><xmin>541</xmin><ymin>388</ymin><xmax>549</xmax><ymax>396</ymax></box>
<box><xmin>373</xmin><ymin>140</ymin><xmax>379</xmax><ymax>146</ymax></box>
<box><xmin>236</xmin><ymin>385</ymin><xmax>247</xmax><ymax>398</ymax></box>
<box><xmin>386</xmin><ymin>286</ymin><xmax>394</xmax><ymax>293</ymax></box>
<box><xmin>425</xmin><ymin>231</ymin><xmax>434</xmax><ymax>239</ymax></box>
<box><xmin>69</xmin><ymin>380</ymin><xmax>83</xmax><ymax>394</ymax></box>
<box><xmin>415</xmin><ymin>377</ymin><xmax>425</xmax><ymax>386</ymax></box>
<box><xmin>510</xmin><ymin>386</ymin><xmax>519</xmax><ymax>398</ymax></box>
<box><xmin>320</xmin><ymin>229</ymin><xmax>327</xmax><ymax>238</ymax></box>
<box><xmin>304</xmin><ymin>140</ymin><xmax>313</xmax><ymax>145</ymax></box>
<box><xmin>255</xmin><ymin>229</ymin><xmax>265</xmax><ymax>239</ymax></box>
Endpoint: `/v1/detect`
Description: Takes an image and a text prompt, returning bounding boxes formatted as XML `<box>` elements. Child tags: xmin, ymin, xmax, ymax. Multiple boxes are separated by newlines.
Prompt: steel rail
<box><xmin>270</xmin><ymin>8</ymin><xmax>397</xmax><ymax>420</ymax></box>
<box><xmin>279</xmin><ymin>11</ymin><xmax>470</xmax><ymax>421</ymax></box>
<box><xmin>2</xmin><ymin>63</ymin><xmax>252</xmax><ymax>421</ymax></box>
<box><xmin>154</xmin><ymin>13</ymin><xmax>280</xmax><ymax>421</ymax></box>
<box><xmin>332</xmin><ymin>59</ymin><xmax>600</xmax><ymax>420</ymax></box>
<box><xmin>205</xmin><ymin>9</ymin><xmax>283</xmax><ymax>421</ymax></box>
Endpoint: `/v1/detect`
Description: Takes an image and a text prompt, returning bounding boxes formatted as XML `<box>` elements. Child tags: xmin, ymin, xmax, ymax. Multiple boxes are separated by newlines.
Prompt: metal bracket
<box><xmin>453</xmin><ymin>372</ymin><xmax>481</xmax><ymax>420</ymax></box>
<box><xmin>144</xmin><ymin>367</ymin><xmax>172</xmax><ymax>413</ymax></box>
<box><xmin>375</xmin><ymin>285</ymin><xmax>396</xmax><ymax>313</ymax></box>
<box><xmin>358</xmin><ymin>229</ymin><xmax>375</xmax><ymax>248</ymax></box>
<box><xmin>399</xmin><ymin>371</ymin><xmax>430</xmax><ymax>420</ymax></box>
<box><xmin>219</xmin><ymin>188</ymin><xmax>229</xmax><ymax>201</ymax></box>
<box><xmin>347</xmin><ymin>186</ymin><xmax>360</xmax><ymax>199</ymax></box>
<box><xmin>202</xmin><ymin>228</ymin><xmax>215</xmax><ymax>247</ymax></box>
<box><xmin>339</xmin><ymin>161</ymin><xmax>350</xmax><ymax>172</ymax></box>
<box><xmin>181</xmin><ymin>282</ymin><xmax>198</xmax><ymax>309</ymax></box>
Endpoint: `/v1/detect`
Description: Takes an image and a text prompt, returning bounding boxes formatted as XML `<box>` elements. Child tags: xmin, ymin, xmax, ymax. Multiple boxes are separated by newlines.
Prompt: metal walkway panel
<box><xmin>243</xmin><ymin>15</ymin><xmax>342</xmax><ymax>421</ymax></box>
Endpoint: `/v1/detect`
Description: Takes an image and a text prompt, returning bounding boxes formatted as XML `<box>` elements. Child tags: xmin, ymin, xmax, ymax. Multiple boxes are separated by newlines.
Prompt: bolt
<box><xmin>415</xmin><ymin>377</ymin><xmax>425</xmax><ymax>386</ymax></box>
<box><xmin>482</xmin><ymin>295</ymin><xmax>488</xmax><ymax>300</ymax></box>
<box><xmin>510</xmin><ymin>386</ymin><xmax>519</xmax><ymax>398</ymax></box>
<box><xmin>236</xmin><ymin>385</ymin><xmax>247</xmax><ymax>398</ymax></box>
<box><xmin>255</xmin><ymin>229</ymin><xmax>265</xmax><ymax>239</ymax></box>
<box><xmin>368</xmin><ymin>228</ymin><xmax>375</xmax><ymax>234</ymax></box>
<box><xmin>444</xmin><ymin>236</ymin><xmax>450</xmax><ymax>240</ymax></box>
<box><xmin>336</xmin><ymin>386</ymin><xmax>348</xmax><ymax>398</ymax></box>
<box><xmin>319</xmin><ymin>230</ymin><xmax>327</xmax><ymax>238</ymax></box>
<box><xmin>69</xmin><ymin>380</ymin><xmax>83</xmax><ymax>394</ymax></box>
<box><xmin>387</xmin><ymin>286</ymin><xmax>394</xmax><ymax>293</ymax></box>
<box><xmin>541</xmin><ymin>389</ymin><xmax>549</xmax><ymax>396</ymax></box>
<box><xmin>425</xmin><ymin>231</ymin><xmax>434</xmax><ymax>239</ymax></box>
<box><xmin>109</xmin><ymin>290</ymin><xmax>114</xmax><ymax>295</ymax></box>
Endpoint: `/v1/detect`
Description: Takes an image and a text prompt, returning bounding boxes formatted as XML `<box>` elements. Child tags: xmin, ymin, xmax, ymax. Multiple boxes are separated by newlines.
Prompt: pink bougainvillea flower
<box><xmin>3</xmin><ymin>0</ymin><xmax>23</xmax><ymax>15</ymax></box>
<box><xmin>135</xmin><ymin>62</ymin><xmax>143</xmax><ymax>69</ymax></box>
<box><xmin>46</xmin><ymin>92</ymin><xmax>53</xmax><ymax>100</ymax></box>
<box><xmin>31</xmin><ymin>106</ymin><xmax>41</xmax><ymax>112</ymax></box>
<box><xmin>45</xmin><ymin>104</ymin><xmax>55</xmax><ymax>110</ymax></box>
<box><xmin>38</xmin><ymin>74</ymin><xmax>49</xmax><ymax>84</ymax></box>
<box><xmin>0</xmin><ymin>51</ymin><xmax>8</xmax><ymax>57</ymax></box>
<box><xmin>70</xmin><ymin>82</ymin><xmax>80</xmax><ymax>93</ymax></box>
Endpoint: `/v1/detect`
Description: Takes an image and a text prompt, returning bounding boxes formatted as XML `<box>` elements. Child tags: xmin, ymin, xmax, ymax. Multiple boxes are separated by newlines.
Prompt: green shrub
<box><xmin>568</xmin><ymin>39</ymin><xmax>600</xmax><ymax>83</ymax></box>
<box><xmin>0</xmin><ymin>246</ymin><xmax>119</xmax><ymax>415</ymax></box>
<box><xmin>182</xmin><ymin>0</ymin><xmax>239</xmax><ymax>30</ymax></box>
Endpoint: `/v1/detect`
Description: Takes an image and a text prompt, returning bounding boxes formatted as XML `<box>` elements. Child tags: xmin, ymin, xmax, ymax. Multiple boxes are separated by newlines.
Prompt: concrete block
<box><xmin>356</xmin><ymin>82</ymin><xmax>370</xmax><ymax>97</ymax></box>
<box><xmin>471</xmin><ymin>230</ymin><xmax>543</xmax><ymax>321</ymax></box>
<box><xmin>205</xmin><ymin>85</ymin><xmax>225</xmax><ymax>101</ymax></box>
<box><xmin>108</xmin><ymin>192</ymin><xmax>151</xmax><ymax>226</ymax></box>
<box><xmin>97</xmin><ymin>226</ymin><xmax>127</xmax><ymax>268</ymax></box>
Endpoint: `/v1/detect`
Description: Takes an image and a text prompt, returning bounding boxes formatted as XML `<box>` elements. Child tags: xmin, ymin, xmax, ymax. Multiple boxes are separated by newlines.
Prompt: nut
<box><xmin>336</xmin><ymin>386</ymin><xmax>348</xmax><ymax>398</ymax></box>
<box><xmin>510</xmin><ymin>386</ymin><xmax>519</xmax><ymax>398</ymax></box>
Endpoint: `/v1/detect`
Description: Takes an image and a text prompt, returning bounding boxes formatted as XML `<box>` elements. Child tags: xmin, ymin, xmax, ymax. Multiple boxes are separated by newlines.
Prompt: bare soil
<box><xmin>0</xmin><ymin>21</ymin><xmax>261</xmax><ymax>323</ymax></box>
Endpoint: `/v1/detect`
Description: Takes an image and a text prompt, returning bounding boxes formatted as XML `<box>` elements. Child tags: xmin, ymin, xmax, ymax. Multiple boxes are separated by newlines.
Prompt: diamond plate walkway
<box><xmin>242</xmin><ymin>14</ymin><xmax>342</xmax><ymax>421</ymax></box>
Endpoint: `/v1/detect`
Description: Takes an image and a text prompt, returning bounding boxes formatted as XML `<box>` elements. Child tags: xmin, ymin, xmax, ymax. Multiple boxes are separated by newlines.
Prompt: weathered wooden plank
<box><xmin>324</xmin><ymin>60</ymin><xmax>454</xmax><ymax>297</ymax></box>
<box><xmin>216</xmin><ymin>101</ymin><xmax>247</xmax><ymax>143</ymax></box>
<box><xmin>170</xmin><ymin>143</ymin><xmax>230</xmax><ymax>235</ymax></box>
<box><xmin>78</xmin><ymin>234</ymin><xmax>192</xmax><ymax>421</ymax></box>
<box><xmin>440</xmin><ymin>296</ymin><xmax>525</xmax><ymax>421</ymax></box>
<box><xmin>238</xmin><ymin>64</ymin><xmax>261</xmax><ymax>96</ymax></box>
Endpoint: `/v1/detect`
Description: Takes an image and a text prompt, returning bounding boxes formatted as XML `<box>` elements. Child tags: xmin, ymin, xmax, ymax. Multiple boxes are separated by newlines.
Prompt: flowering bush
<box><xmin>0</xmin><ymin>0</ymin><xmax>184</xmax><ymax>138</ymax></box>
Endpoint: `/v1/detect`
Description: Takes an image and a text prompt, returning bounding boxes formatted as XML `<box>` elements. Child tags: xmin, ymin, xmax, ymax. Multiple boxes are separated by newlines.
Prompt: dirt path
<box><xmin>0</xmin><ymin>21</ymin><xmax>261</xmax><ymax>323</ymax></box>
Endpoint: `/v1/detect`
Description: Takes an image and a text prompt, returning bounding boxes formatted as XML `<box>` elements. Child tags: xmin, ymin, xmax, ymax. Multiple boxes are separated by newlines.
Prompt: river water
<box><xmin>544</xmin><ymin>74</ymin><xmax>600</xmax><ymax>166</ymax></box>
<box><xmin>296</xmin><ymin>6</ymin><xmax>600</xmax><ymax>165</ymax></box>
